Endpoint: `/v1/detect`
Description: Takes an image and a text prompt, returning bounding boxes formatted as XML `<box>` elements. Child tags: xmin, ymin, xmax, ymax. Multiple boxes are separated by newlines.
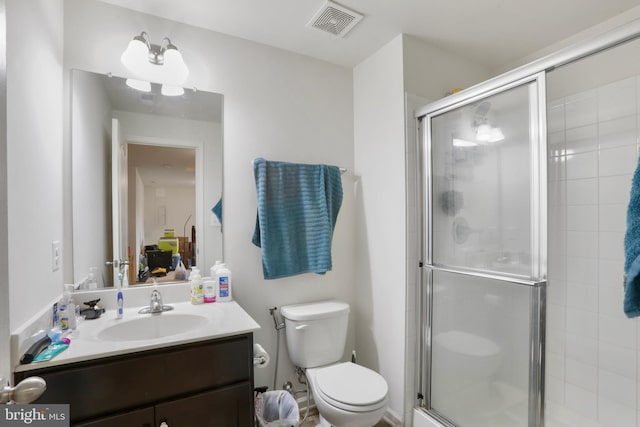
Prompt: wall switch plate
<box><xmin>52</xmin><ymin>241</ymin><xmax>61</xmax><ymax>272</ymax></box>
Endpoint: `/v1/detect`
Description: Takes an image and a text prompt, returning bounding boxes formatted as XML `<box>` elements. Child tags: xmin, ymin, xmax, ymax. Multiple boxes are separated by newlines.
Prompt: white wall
<box><xmin>353</xmin><ymin>33</ymin><xmax>491</xmax><ymax>423</ymax></box>
<box><xmin>7</xmin><ymin>0</ymin><xmax>64</xmax><ymax>329</ymax></box>
<box><xmin>71</xmin><ymin>69</ymin><xmax>112</xmax><ymax>283</ymax></box>
<box><xmin>353</xmin><ymin>34</ymin><xmax>407</xmax><ymax>421</ymax></box>
<box><xmin>0</xmin><ymin>0</ymin><xmax>8</xmax><ymax>384</ymax></box>
<box><xmin>63</xmin><ymin>0</ymin><xmax>355</xmax><ymax>390</ymax></box>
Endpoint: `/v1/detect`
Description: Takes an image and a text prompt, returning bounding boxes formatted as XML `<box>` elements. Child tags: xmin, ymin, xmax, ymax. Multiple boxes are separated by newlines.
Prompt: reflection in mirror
<box><xmin>71</xmin><ymin>70</ymin><xmax>223</xmax><ymax>289</ymax></box>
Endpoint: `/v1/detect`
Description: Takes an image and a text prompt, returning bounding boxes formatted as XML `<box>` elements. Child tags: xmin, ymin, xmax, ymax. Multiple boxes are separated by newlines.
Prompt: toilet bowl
<box><xmin>280</xmin><ymin>301</ymin><xmax>389</xmax><ymax>427</ymax></box>
<box><xmin>307</xmin><ymin>362</ymin><xmax>388</xmax><ymax>427</ymax></box>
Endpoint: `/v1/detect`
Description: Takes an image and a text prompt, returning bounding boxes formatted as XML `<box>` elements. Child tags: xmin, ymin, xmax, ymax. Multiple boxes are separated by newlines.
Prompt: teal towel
<box><xmin>252</xmin><ymin>158</ymin><xmax>343</xmax><ymax>279</ymax></box>
<box><xmin>624</xmin><ymin>155</ymin><xmax>640</xmax><ymax>317</ymax></box>
<box><xmin>212</xmin><ymin>198</ymin><xmax>222</xmax><ymax>225</ymax></box>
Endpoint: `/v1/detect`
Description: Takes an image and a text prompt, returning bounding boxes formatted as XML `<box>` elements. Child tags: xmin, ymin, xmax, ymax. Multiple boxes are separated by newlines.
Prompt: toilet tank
<box><xmin>280</xmin><ymin>301</ymin><xmax>350</xmax><ymax>368</ymax></box>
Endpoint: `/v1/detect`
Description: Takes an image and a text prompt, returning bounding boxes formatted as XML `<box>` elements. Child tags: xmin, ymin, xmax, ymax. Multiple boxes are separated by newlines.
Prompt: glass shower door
<box><xmin>422</xmin><ymin>76</ymin><xmax>546</xmax><ymax>427</ymax></box>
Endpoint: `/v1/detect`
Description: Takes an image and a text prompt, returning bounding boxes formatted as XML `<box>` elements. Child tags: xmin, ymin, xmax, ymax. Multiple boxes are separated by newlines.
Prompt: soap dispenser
<box><xmin>189</xmin><ymin>267</ymin><xmax>204</xmax><ymax>305</ymax></box>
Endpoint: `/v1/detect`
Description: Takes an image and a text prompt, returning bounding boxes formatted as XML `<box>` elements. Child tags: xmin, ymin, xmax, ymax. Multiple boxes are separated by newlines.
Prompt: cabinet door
<box><xmin>74</xmin><ymin>407</ymin><xmax>154</xmax><ymax>427</ymax></box>
<box><xmin>156</xmin><ymin>381</ymin><xmax>253</xmax><ymax>427</ymax></box>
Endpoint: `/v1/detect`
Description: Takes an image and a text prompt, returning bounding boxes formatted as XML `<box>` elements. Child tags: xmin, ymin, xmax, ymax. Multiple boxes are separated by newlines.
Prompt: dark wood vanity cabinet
<box><xmin>14</xmin><ymin>333</ymin><xmax>255</xmax><ymax>427</ymax></box>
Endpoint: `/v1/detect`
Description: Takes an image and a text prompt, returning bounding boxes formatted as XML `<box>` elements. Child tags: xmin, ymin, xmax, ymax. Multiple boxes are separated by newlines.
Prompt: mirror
<box><xmin>71</xmin><ymin>69</ymin><xmax>223</xmax><ymax>288</ymax></box>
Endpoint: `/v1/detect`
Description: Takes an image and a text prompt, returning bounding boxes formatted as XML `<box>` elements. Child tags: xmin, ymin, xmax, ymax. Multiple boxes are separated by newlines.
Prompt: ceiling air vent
<box><xmin>307</xmin><ymin>1</ymin><xmax>363</xmax><ymax>38</ymax></box>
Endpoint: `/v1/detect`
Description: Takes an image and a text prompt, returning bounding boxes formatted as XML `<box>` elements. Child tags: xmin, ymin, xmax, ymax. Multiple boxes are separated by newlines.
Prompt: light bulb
<box><xmin>161</xmin><ymin>84</ymin><xmax>184</xmax><ymax>96</ymax></box>
<box><xmin>121</xmin><ymin>38</ymin><xmax>149</xmax><ymax>77</ymax></box>
<box><xmin>163</xmin><ymin>47</ymin><xmax>188</xmax><ymax>85</ymax></box>
<box><xmin>125</xmin><ymin>78</ymin><xmax>151</xmax><ymax>92</ymax></box>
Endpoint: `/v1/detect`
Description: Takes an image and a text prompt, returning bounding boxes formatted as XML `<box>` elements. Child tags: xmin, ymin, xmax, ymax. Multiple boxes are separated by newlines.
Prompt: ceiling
<box><xmin>128</xmin><ymin>144</ymin><xmax>196</xmax><ymax>188</ymax></box>
<box><xmin>99</xmin><ymin>0</ymin><xmax>640</xmax><ymax>69</ymax></box>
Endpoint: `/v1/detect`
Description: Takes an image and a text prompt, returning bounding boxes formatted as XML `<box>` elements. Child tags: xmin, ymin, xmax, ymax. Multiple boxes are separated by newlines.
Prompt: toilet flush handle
<box><xmin>295</xmin><ymin>324</ymin><xmax>309</xmax><ymax>331</ymax></box>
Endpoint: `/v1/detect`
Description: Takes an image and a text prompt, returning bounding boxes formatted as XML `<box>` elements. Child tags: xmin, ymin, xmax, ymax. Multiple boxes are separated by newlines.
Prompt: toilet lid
<box><xmin>315</xmin><ymin>362</ymin><xmax>388</xmax><ymax>407</ymax></box>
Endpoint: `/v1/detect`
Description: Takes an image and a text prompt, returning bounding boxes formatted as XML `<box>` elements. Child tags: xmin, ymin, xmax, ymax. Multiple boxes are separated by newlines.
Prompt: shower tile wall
<box><xmin>546</xmin><ymin>76</ymin><xmax>640</xmax><ymax>427</ymax></box>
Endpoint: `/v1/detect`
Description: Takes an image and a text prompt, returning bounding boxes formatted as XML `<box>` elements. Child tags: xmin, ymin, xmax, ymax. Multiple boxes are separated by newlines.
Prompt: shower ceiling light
<box><xmin>476</xmin><ymin>124</ymin><xmax>493</xmax><ymax>142</ymax></box>
<box><xmin>487</xmin><ymin>127</ymin><xmax>505</xmax><ymax>143</ymax></box>
<box><xmin>472</xmin><ymin>100</ymin><xmax>504</xmax><ymax>143</ymax></box>
<box><xmin>121</xmin><ymin>32</ymin><xmax>188</xmax><ymax>86</ymax></box>
<box><xmin>476</xmin><ymin>124</ymin><xmax>505</xmax><ymax>143</ymax></box>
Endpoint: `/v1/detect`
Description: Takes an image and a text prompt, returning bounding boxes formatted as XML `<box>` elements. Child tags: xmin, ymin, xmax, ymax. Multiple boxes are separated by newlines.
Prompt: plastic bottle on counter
<box><xmin>209</xmin><ymin>260</ymin><xmax>223</xmax><ymax>280</ymax></box>
<box><xmin>203</xmin><ymin>280</ymin><xmax>216</xmax><ymax>303</ymax></box>
<box><xmin>190</xmin><ymin>267</ymin><xmax>204</xmax><ymax>305</ymax></box>
<box><xmin>59</xmin><ymin>284</ymin><xmax>77</xmax><ymax>330</ymax></box>
<box><xmin>216</xmin><ymin>263</ymin><xmax>232</xmax><ymax>302</ymax></box>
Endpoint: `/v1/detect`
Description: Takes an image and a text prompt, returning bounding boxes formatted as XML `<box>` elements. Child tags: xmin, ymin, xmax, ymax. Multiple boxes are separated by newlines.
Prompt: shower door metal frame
<box><xmin>417</xmin><ymin>72</ymin><xmax>548</xmax><ymax>427</ymax></box>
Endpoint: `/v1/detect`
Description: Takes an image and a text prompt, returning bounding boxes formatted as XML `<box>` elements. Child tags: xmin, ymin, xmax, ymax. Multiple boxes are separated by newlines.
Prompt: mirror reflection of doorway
<box><xmin>127</xmin><ymin>144</ymin><xmax>196</xmax><ymax>281</ymax></box>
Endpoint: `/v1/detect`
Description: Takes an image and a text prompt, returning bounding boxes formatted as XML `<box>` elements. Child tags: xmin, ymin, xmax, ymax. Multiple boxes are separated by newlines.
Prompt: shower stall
<box><xmin>414</xmin><ymin>20</ymin><xmax>640</xmax><ymax>427</ymax></box>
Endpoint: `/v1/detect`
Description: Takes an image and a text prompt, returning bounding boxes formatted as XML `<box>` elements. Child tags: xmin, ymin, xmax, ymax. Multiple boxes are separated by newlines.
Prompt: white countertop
<box><xmin>14</xmin><ymin>300</ymin><xmax>260</xmax><ymax>373</ymax></box>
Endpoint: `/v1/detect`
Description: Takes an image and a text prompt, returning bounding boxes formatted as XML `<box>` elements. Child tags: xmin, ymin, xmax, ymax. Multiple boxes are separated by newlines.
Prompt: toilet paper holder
<box><xmin>253</xmin><ymin>343</ymin><xmax>270</xmax><ymax>368</ymax></box>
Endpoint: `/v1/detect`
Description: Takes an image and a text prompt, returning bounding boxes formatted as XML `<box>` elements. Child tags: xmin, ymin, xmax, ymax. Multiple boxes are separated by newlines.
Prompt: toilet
<box><xmin>281</xmin><ymin>301</ymin><xmax>389</xmax><ymax>427</ymax></box>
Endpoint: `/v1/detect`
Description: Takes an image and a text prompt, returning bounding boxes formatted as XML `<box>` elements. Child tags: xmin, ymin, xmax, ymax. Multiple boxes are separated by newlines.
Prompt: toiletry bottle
<box><xmin>87</xmin><ymin>267</ymin><xmax>98</xmax><ymax>290</ymax></box>
<box><xmin>216</xmin><ymin>263</ymin><xmax>232</xmax><ymax>302</ymax></box>
<box><xmin>209</xmin><ymin>260</ymin><xmax>222</xmax><ymax>279</ymax></box>
<box><xmin>116</xmin><ymin>274</ymin><xmax>124</xmax><ymax>318</ymax></box>
<box><xmin>190</xmin><ymin>267</ymin><xmax>204</xmax><ymax>304</ymax></box>
<box><xmin>59</xmin><ymin>303</ymin><xmax>69</xmax><ymax>331</ymax></box>
<box><xmin>59</xmin><ymin>285</ymin><xmax>75</xmax><ymax>331</ymax></box>
<box><xmin>64</xmin><ymin>284</ymin><xmax>77</xmax><ymax>330</ymax></box>
<box><xmin>203</xmin><ymin>280</ymin><xmax>216</xmax><ymax>303</ymax></box>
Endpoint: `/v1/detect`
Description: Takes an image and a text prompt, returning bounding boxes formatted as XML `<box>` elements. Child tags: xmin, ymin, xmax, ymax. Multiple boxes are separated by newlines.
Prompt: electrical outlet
<box><xmin>52</xmin><ymin>241</ymin><xmax>61</xmax><ymax>272</ymax></box>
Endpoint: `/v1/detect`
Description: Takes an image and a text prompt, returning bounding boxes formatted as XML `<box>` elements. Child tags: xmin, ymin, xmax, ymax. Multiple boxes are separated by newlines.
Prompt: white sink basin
<box><xmin>98</xmin><ymin>313</ymin><xmax>209</xmax><ymax>341</ymax></box>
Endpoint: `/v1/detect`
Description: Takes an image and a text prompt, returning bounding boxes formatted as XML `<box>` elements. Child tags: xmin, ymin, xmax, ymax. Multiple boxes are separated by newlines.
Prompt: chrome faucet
<box><xmin>150</xmin><ymin>290</ymin><xmax>163</xmax><ymax>313</ymax></box>
<box><xmin>138</xmin><ymin>289</ymin><xmax>174</xmax><ymax>314</ymax></box>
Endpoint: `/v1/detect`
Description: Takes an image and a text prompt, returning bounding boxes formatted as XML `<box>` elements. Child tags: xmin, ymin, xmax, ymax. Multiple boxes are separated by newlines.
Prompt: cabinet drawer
<box><xmin>74</xmin><ymin>407</ymin><xmax>154</xmax><ymax>427</ymax></box>
<box><xmin>156</xmin><ymin>381</ymin><xmax>253</xmax><ymax>427</ymax></box>
<box><xmin>15</xmin><ymin>334</ymin><xmax>253</xmax><ymax>423</ymax></box>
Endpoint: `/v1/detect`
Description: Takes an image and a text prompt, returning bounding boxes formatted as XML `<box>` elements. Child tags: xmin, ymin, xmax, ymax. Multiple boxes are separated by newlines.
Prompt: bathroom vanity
<box><xmin>13</xmin><ymin>299</ymin><xmax>260</xmax><ymax>427</ymax></box>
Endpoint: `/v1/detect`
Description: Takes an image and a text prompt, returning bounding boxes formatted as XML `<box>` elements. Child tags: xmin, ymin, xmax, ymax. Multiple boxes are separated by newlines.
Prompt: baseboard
<box><xmin>383</xmin><ymin>408</ymin><xmax>403</xmax><ymax>426</ymax></box>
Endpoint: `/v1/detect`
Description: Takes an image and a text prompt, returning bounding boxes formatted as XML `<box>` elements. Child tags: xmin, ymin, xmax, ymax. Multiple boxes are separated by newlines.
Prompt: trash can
<box><xmin>255</xmin><ymin>390</ymin><xmax>300</xmax><ymax>427</ymax></box>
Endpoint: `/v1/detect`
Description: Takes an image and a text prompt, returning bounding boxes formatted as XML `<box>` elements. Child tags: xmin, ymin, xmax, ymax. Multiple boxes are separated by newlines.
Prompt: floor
<box><xmin>298</xmin><ymin>412</ymin><xmax>391</xmax><ymax>427</ymax></box>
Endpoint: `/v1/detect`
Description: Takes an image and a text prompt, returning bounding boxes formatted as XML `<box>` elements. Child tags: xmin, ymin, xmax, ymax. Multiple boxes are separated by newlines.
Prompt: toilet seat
<box><xmin>312</xmin><ymin>362</ymin><xmax>388</xmax><ymax>413</ymax></box>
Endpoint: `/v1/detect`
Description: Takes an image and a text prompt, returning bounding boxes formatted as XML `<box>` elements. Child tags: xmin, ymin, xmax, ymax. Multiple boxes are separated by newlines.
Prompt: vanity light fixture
<box><xmin>121</xmin><ymin>31</ymin><xmax>188</xmax><ymax>95</ymax></box>
<box><xmin>125</xmin><ymin>78</ymin><xmax>151</xmax><ymax>92</ymax></box>
<box><xmin>161</xmin><ymin>84</ymin><xmax>185</xmax><ymax>97</ymax></box>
